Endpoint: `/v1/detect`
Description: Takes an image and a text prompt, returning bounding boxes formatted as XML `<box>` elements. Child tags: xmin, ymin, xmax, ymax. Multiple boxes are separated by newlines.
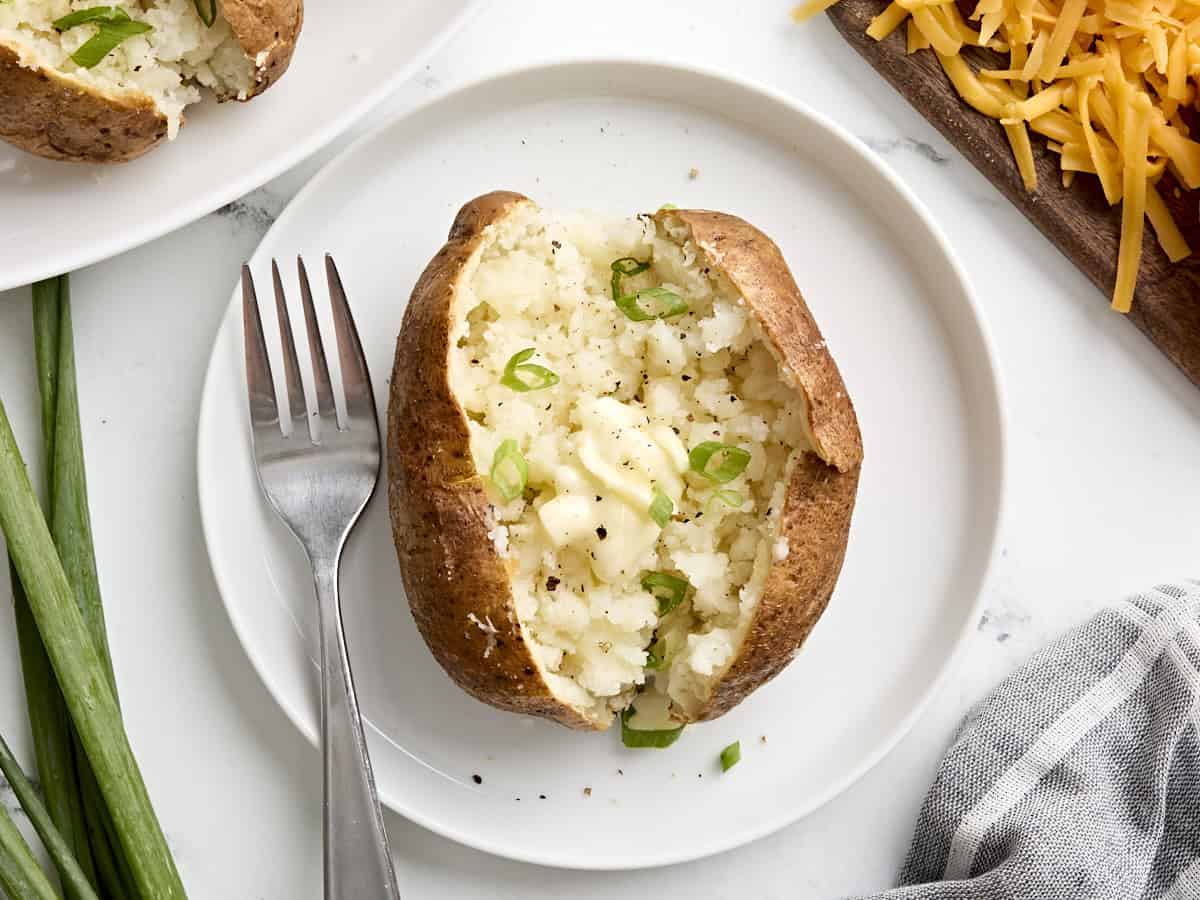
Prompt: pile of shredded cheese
<box><xmin>794</xmin><ymin>0</ymin><xmax>1200</xmax><ymax>311</ymax></box>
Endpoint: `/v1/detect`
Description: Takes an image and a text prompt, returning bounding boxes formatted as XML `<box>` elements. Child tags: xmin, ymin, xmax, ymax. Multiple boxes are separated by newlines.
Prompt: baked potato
<box><xmin>388</xmin><ymin>191</ymin><xmax>863</xmax><ymax>735</ymax></box>
<box><xmin>0</xmin><ymin>0</ymin><xmax>301</xmax><ymax>163</ymax></box>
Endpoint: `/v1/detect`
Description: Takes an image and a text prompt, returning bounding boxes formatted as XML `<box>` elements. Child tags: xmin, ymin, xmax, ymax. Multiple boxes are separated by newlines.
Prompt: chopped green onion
<box><xmin>71</xmin><ymin>19</ymin><xmax>151</xmax><ymax>67</ymax></box>
<box><xmin>641</xmin><ymin>571</ymin><xmax>689</xmax><ymax>616</ymax></box>
<box><xmin>689</xmin><ymin>441</ymin><xmax>751</xmax><ymax>483</ymax></box>
<box><xmin>192</xmin><ymin>0</ymin><xmax>216</xmax><ymax>26</ymax></box>
<box><xmin>658</xmin><ymin>203</ymin><xmax>678</xmax><ymax>210</ymax></box>
<box><xmin>500</xmin><ymin>348</ymin><xmax>559</xmax><ymax>392</ymax></box>
<box><xmin>720</xmin><ymin>741</ymin><xmax>741</xmax><ymax>772</ymax></box>
<box><xmin>614</xmin><ymin>287</ymin><xmax>688</xmax><ymax>322</ymax></box>
<box><xmin>707</xmin><ymin>488</ymin><xmax>744</xmax><ymax>512</ymax></box>
<box><xmin>611</xmin><ymin>257</ymin><xmax>651</xmax><ymax>275</ymax></box>
<box><xmin>0</xmin><ymin>734</ymin><xmax>101</xmax><ymax>900</ymax></box>
<box><xmin>620</xmin><ymin>708</ymin><xmax>684</xmax><ymax>749</ymax></box>
<box><xmin>53</xmin><ymin>7</ymin><xmax>152</xmax><ymax>69</ymax></box>
<box><xmin>489</xmin><ymin>439</ymin><xmax>527</xmax><ymax>502</ymax></box>
<box><xmin>52</xmin><ymin>6</ymin><xmax>124</xmax><ymax>29</ymax></box>
<box><xmin>648</xmin><ymin>488</ymin><xmax>673</xmax><ymax>527</ymax></box>
<box><xmin>610</xmin><ymin>256</ymin><xmax>650</xmax><ymax>300</ymax></box>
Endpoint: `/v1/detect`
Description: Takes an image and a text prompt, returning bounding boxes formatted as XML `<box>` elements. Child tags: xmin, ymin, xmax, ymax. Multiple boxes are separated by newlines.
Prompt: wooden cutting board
<box><xmin>826</xmin><ymin>0</ymin><xmax>1200</xmax><ymax>388</ymax></box>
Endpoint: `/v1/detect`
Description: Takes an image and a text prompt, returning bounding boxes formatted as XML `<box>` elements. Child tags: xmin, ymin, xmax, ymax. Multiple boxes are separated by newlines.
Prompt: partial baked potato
<box><xmin>0</xmin><ymin>0</ymin><xmax>301</xmax><ymax>163</ymax></box>
<box><xmin>388</xmin><ymin>191</ymin><xmax>862</xmax><ymax>734</ymax></box>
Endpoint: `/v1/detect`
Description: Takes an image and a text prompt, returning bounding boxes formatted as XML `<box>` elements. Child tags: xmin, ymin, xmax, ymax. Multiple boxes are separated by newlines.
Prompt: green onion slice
<box><xmin>54</xmin><ymin>8</ymin><xmax>152</xmax><ymax>69</ymax></box>
<box><xmin>645</xmin><ymin>637</ymin><xmax>668</xmax><ymax>671</ymax></box>
<box><xmin>192</xmin><ymin>0</ymin><xmax>216</xmax><ymax>26</ymax></box>
<box><xmin>658</xmin><ymin>203</ymin><xmax>678</xmax><ymax>210</ymax></box>
<box><xmin>620</xmin><ymin>708</ymin><xmax>684</xmax><ymax>749</ymax></box>
<box><xmin>52</xmin><ymin>6</ymin><xmax>124</xmax><ymax>29</ymax></box>
<box><xmin>707</xmin><ymin>488</ymin><xmax>744</xmax><ymax>512</ymax></box>
<box><xmin>500</xmin><ymin>347</ymin><xmax>559</xmax><ymax>392</ymax></box>
<box><xmin>614</xmin><ymin>287</ymin><xmax>688</xmax><ymax>322</ymax></box>
<box><xmin>720</xmin><ymin>741</ymin><xmax>741</xmax><ymax>771</ymax></box>
<box><xmin>689</xmin><ymin>441</ymin><xmax>751</xmax><ymax>483</ymax></box>
<box><xmin>648</xmin><ymin>488</ymin><xmax>673</xmax><ymax>527</ymax></box>
<box><xmin>610</xmin><ymin>256</ymin><xmax>650</xmax><ymax>300</ymax></box>
<box><xmin>641</xmin><ymin>571</ymin><xmax>689</xmax><ymax>616</ymax></box>
<box><xmin>489</xmin><ymin>439</ymin><xmax>527</xmax><ymax>502</ymax></box>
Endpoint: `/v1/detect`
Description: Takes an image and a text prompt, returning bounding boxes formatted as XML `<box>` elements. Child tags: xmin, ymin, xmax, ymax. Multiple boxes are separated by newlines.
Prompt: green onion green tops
<box><xmin>620</xmin><ymin>708</ymin><xmax>684</xmax><ymax>749</ymax></box>
<box><xmin>689</xmin><ymin>441</ymin><xmax>751</xmax><ymax>483</ymax></box>
<box><xmin>609</xmin><ymin>257</ymin><xmax>690</xmax><ymax>322</ymax></box>
<box><xmin>192</xmin><ymin>0</ymin><xmax>216</xmax><ymax>26</ymax></box>
<box><xmin>51</xmin><ymin>6</ymin><xmax>125</xmax><ymax>28</ymax></box>
<box><xmin>641</xmin><ymin>571</ymin><xmax>689</xmax><ymax>616</ymax></box>
<box><xmin>609</xmin><ymin>256</ymin><xmax>651</xmax><ymax>300</ymax></box>
<box><xmin>707</xmin><ymin>488</ymin><xmax>744</xmax><ymax>511</ymax></box>
<box><xmin>489</xmin><ymin>440</ymin><xmax>527</xmax><ymax>502</ymax></box>
<box><xmin>720</xmin><ymin>741</ymin><xmax>741</xmax><ymax>771</ymax></box>
<box><xmin>614</xmin><ymin>287</ymin><xmax>688</xmax><ymax>322</ymax></box>
<box><xmin>500</xmin><ymin>348</ymin><xmax>559</xmax><ymax>392</ymax></box>
<box><xmin>648</xmin><ymin>488</ymin><xmax>673</xmax><ymax>527</ymax></box>
<box><xmin>53</xmin><ymin>7</ymin><xmax>152</xmax><ymax>69</ymax></box>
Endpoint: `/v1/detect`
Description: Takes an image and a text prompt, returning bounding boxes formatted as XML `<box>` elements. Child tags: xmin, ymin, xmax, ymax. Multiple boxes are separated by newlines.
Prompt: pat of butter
<box><xmin>590</xmin><ymin>501</ymin><xmax>660</xmax><ymax>584</ymax></box>
<box><xmin>574</xmin><ymin>397</ymin><xmax>687</xmax><ymax>510</ymax></box>
<box><xmin>537</xmin><ymin>494</ymin><xmax>598</xmax><ymax>548</ymax></box>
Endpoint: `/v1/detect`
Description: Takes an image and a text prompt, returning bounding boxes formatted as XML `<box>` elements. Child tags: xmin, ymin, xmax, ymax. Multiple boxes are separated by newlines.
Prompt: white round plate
<box><xmin>0</xmin><ymin>0</ymin><xmax>481</xmax><ymax>291</ymax></box>
<box><xmin>198</xmin><ymin>59</ymin><xmax>1006</xmax><ymax>869</ymax></box>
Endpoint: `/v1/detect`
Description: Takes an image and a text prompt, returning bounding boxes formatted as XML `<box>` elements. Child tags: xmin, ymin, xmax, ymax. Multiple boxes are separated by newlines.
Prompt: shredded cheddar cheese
<box><xmin>794</xmin><ymin>0</ymin><xmax>1200</xmax><ymax>312</ymax></box>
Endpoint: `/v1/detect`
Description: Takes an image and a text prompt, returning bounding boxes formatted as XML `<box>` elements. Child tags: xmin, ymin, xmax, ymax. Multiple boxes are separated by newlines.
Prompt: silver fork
<box><xmin>242</xmin><ymin>255</ymin><xmax>400</xmax><ymax>900</ymax></box>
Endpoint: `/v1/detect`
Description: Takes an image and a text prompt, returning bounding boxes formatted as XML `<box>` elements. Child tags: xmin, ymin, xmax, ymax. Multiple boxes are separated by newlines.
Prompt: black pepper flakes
<box><xmin>546</xmin><ymin>576</ymin><xmax>560</xmax><ymax>592</ymax></box>
<box><xmin>472</xmin><ymin>774</ymin><xmax>483</xmax><ymax>785</ymax></box>
<box><xmin>596</xmin><ymin>526</ymin><xmax>608</xmax><ymax>540</ymax></box>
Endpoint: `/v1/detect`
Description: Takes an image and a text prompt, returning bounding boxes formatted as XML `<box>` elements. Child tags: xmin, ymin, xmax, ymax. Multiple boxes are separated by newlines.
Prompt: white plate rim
<box><xmin>197</xmin><ymin>55</ymin><xmax>1010</xmax><ymax>869</ymax></box>
<box><xmin>5</xmin><ymin>0</ymin><xmax>485</xmax><ymax>291</ymax></box>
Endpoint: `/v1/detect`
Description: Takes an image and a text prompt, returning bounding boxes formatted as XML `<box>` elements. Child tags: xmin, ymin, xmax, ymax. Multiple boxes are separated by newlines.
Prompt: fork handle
<box><xmin>313</xmin><ymin>561</ymin><xmax>401</xmax><ymax>900</ymax></box>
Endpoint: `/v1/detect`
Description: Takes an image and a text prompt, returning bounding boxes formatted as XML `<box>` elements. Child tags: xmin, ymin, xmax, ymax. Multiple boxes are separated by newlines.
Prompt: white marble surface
<box><xmin>2</xmin><ymin>1</ymin><xmax>1199</xmax><ymax>897</ymax></box>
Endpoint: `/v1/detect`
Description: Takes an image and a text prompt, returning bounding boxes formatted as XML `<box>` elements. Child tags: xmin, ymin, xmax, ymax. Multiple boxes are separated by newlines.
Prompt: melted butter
<box><xmin>535</xmin><ymin>396</ymin><xmax>688</xmax><ymax>584</ymax></box>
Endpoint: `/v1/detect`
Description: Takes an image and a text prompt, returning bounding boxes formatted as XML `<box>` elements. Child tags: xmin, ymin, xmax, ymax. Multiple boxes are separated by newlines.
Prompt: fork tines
<box><xmin>241</xmin><ymin>255</ymin><xmax>378</xmax><ymax>448</ymax></box>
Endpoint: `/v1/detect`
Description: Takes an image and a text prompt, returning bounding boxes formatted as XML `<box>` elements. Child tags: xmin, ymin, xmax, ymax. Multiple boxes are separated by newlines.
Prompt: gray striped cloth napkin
<box><xmin>858</xmin><ymin>580</ymin><xmax>1200</xmax><ymax>900</ymax></box>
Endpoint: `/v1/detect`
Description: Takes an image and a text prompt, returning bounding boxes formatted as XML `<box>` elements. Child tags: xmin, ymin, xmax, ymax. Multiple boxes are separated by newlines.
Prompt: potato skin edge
<box><xmin>659</xmin><ymin>209</ymin><xmax>862</xmax><ymax>722</ymax></box>
<box><xmin>387</xmin><ymin>190</ymin><xmax>606</xmax><ymax>732</ymax></box>
<box><xmin>0</xmin><ymin>43</ymin><xmax>166</xmax><ymax>163</ymax></box>
<box><xmin>222</xmin><ymin>0</ymin><xmax>303</xmax><ymax>100</ymax></box>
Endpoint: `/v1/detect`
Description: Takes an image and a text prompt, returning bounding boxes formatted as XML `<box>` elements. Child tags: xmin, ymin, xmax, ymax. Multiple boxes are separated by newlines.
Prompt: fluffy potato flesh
<box><xmin>0</xmin><ymin>0</ymin><xmax>257</xmax><ymax>138</ymax></box>
<box><xmin>448</xmin><ymin>204</ymin><xmax>815</xmax><ymax>725</ymax></box>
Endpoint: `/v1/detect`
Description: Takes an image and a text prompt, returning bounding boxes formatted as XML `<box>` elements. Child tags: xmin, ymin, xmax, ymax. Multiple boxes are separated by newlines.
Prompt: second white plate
<box><xmin>197</xmin><ymin>59</ymin><xmax>1006</xmax><ymax>869</ymax></box>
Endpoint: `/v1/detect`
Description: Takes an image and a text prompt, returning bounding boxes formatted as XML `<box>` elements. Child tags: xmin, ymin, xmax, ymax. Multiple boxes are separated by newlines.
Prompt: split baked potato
<box><xmin>388</xmin><ymin>191</ymin><xmax>863</xmax><ymax>735</ymax></box>
<box><xmin>0</xmin><ymin>0</ymin><xmax>301</xmax><ymax>163</ymax></box>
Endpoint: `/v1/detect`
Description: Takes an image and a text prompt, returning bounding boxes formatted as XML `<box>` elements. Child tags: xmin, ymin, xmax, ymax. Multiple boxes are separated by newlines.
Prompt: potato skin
<box><xmin>660</xmin><ymin>209</ymin><xmax>862</xmax><ymax>720</ymax></box>
<box><xmin>222</xmin><ymin>0</ymin><xmax>303</xmax><ymax>99</ymax></box>
<box><xmin>0</xmin><ymin>0</ymin><xmax>301</xmax><ymax>163</ymax></box>
<box><xmin>388</xmin><ymin>193</ymin><xmax>863</xmax><ymax>729</ymax></box>
<box><xmin>0</xmin><ymin>43</ymin><xmax>167</xmax><ymax>163</ymax></box>
<box><xmin>388</xmin><ymin>191</ymin><xmax>606</xmax><ymax>731</ymax></box>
